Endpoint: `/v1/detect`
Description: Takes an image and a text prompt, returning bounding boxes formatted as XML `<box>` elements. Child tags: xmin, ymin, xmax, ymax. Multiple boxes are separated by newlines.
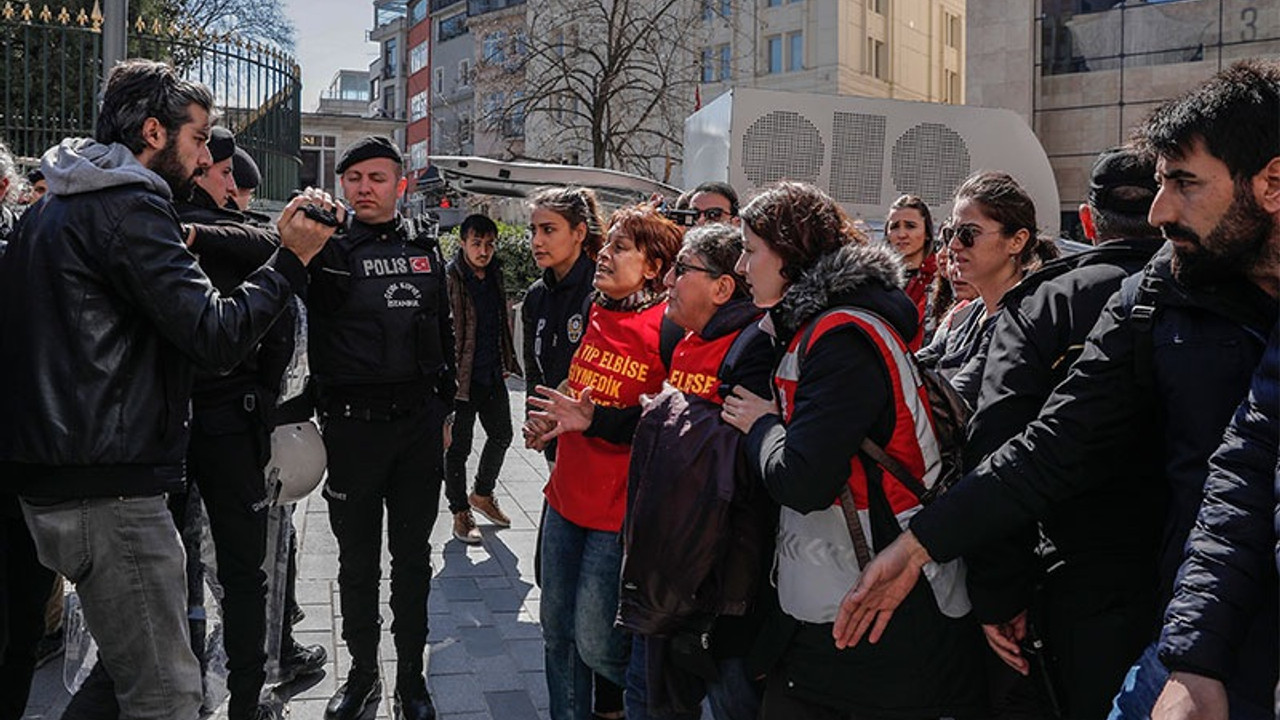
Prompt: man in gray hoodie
<box><xmin>0</xmin><ymin>59</ymin><xmax>340</xmax><ymax>720</ymax></box>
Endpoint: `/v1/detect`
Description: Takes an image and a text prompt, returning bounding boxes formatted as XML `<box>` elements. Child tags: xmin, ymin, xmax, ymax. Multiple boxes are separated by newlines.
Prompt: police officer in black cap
<box><xmin>308</xmin><ymin>135</ymin><xmax>454</xmax><ymax>720</ymax></box>
<box><xmin>174</xmin><ymin>127</ymin><xmax>328</xmax><ymax>720</ymax></box>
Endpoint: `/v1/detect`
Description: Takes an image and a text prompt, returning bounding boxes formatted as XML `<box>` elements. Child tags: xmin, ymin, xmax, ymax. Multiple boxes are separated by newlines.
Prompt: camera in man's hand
<box><xmin>301</xmin><ymin>203</ymin><xmax>350</xmax><ymax>233</ymax></box>
<box><xmin>660</xmin><ymin>207</ymin><xmax>700</xmax><ymax>227</ymax></box>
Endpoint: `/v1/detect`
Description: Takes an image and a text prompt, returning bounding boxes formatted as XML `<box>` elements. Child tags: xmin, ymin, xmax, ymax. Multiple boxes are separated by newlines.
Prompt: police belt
<box><xmin>317</xmin><ymin>376</ymin><xmax>440</xmax><ymax>421</ymax></box>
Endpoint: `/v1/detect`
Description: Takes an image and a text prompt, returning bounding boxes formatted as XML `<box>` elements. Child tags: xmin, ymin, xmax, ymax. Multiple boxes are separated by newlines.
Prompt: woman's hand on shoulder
<box><xmin>721</xmin><ymin>385</ymin><xmax>778</xmax><ymax>434</ymax></box>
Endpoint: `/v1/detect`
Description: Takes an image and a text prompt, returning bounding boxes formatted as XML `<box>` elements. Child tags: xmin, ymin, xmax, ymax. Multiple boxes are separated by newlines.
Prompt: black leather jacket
<box><xmin>0</xmin><ymin>139</ymin><xmax>305</xmax><ymax>498</ymax></box>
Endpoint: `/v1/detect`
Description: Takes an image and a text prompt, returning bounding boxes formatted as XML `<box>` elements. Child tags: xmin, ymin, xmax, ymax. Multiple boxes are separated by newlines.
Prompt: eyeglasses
<box><xmin>942</xmin><ymin>223</ymin><xmax>998</xmax><ymax>248</ymax></box>
<box><xmin>695</xmin><ymin>207</ymin><xmax>731</xmax><ymax>223</ymax></box>
<box><xmin>673</xmin><ymin>260</ymin><xmax>720</xmax><ymax>277</ymax></box>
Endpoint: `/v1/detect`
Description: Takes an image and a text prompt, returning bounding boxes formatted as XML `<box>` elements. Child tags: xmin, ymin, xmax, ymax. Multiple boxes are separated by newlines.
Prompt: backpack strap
<box><xmin>838</xmin><ymin>485</ymin><xmax>873</xmax><ymax>570</ymax></box>
<box><xmin>1128</xmin><ymin>266</ymin><xmax>1164</xmax><ymax>390</ymax></box>
<box><xmin>859</xmin><ymin>438</ymin><xmax>929</xmax><ymax>502</ymax></box>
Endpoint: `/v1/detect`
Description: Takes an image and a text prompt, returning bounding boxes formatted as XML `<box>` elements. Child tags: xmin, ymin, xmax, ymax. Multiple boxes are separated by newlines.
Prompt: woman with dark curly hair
<box><xmin>721</xmin><ymin>181</ymin><xmax>987</xmax><ymax>719</ymax></box>
<box><xmin>527</xmin><ymin>204</ymin><xmax>682</xmax><ymax>720</ymax></box>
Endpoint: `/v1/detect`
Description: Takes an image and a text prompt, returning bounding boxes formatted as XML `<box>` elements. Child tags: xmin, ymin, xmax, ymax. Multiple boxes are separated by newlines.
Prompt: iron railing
<box><xmin>0</xmin><ymin>1</ymin><xmax>302</xmax><ymax>201</ymax></box>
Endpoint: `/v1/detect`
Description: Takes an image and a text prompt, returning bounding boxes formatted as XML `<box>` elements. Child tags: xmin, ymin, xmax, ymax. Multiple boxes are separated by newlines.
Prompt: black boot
<box><xmin>277</xmin><ymin>640</ymin><xmax>328</xmax><ymax>685</ymax></box>
<box><xmin>325</xmin><ymin>667</ymin><xmax>381</xmax><ymax>720</ymax></box>
<box><xmin>393</xmin><ymin>674</ymin><xmax>436</xmax><ymax>720</ymax></box>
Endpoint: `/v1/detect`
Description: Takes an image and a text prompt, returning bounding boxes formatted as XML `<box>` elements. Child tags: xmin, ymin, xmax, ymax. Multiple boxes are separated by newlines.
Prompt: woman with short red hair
<box><xmin>528</xmin><ymin>205</ymin><xmax>681</xmax><ymax>720</ymax></box>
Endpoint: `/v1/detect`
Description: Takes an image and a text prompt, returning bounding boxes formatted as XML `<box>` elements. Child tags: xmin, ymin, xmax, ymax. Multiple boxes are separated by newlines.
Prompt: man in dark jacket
<box><xmin>445</xmin><ymin>213</ymin><xmax>521</xmax><ymax>544</ymax></box>
<box><xmin>835</xmin><ymin>59</ymin><xmax>1280</xmax><ymax>719</ymax></box>
<box><xmin>1150</xmin><ymin>327</ymin><xmax>1278</xmax><ymax>719</ymax></box>
<box><xmin>961</xmin><ymin>146</ymin><xmax>1165</xmax><ymax>718</ymax></box>
<box><xmin>0</xmin><ymin>59</ymin><xmax>338</xmax><ymax>720</ymax></box>
<box><xmin>175</xmin><ymin>128</ymin><xmax>327</xmax><ymax>720</ymax></box>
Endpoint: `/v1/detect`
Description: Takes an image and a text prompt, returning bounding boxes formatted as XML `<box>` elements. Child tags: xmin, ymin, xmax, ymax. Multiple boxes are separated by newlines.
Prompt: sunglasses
<box><xmin>941</xmin><ymin>223</ymin><xmax>997</xmax><ymax>248</ymax></box>
<box><xmin>673</xmin><ymin>259</ymin><xmax>721</xmax><ymax>278</ymax></box>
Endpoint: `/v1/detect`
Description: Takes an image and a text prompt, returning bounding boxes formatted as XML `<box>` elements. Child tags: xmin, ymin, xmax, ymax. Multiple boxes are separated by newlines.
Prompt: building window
<box><xmin>409</xmin><ymin>140</ymin><xmax>428</xmax><ymax>171</ymax></box>
<box><xmin>300</xmin><ymin>134</ymin><xmax>338</xmax><ymax>194</ymax></box>
<box><xmin>458</xmin><ymin>59</ymin><xmax>472</xmax><ymax>85</ymax></box>
<box><xmin>506</xmin><ymin>91</ymin><xmax>526</xmax><ymax>137</ymax></box>
<box><xmin>704</xmin><ymin>0</ymin><xmax>731</xmax><ymax>19</ymax></box>
<box><xmin>459</xmin><ymin>117</ymin><xmax>473</xmax><ymax>145</ymax></box>
<box><xmin>945</xmin><ymin>11</ymin><xmax>961</xmax><ymax>49</ymax></box>
<box><xmin>438</xmin><ymin>13</ymin><xmax>467</xmax><ymax>42</ymax></box>
<box><xmin>702</xmin><ymin>47</ymin><xmax>715</xmax><ymax>82</ymax></box>
<box><xmin>410</xmin><ymin>0</ymin><xmax>427</xmax><ymax>24</ymax></box>
<box><xmin>483</xmin><ymin>92</ymin><xmax>505</xmax><ymax>130</ymax></box>
<box><xmin>513</xmin><ymin>32</ymin><xmax>528</xmax><ymax>57</ymax></box>
<box><xmin>410</xmin><ymin>42</ymin><xmax>428</xmax><ymax>74</ymax></box>
<box><xmin>434</xmin><ymin>67</ymin><xmax>444</xmax><ymax>94</ymax></box>
<box><xmin>767</xmin><ymin>0</ymin><xmax>782</xmax><ymax>7</ymax></box>
<box><xmin>767</xmin><ymin>35</ymin><xmax>782</xmax><ymax>73</ymax></box>
<box><xmin>943</xmin><ymin>69</ymin><xmax>961</xmax><ymax>104</ymax></box>
<box><xmin>718</xmin><ymin>43</ymin><xmax>731</xmax><ymax>80</ymax></box>
<box><xmin>868</xmin><ymin>37</ymin><xmax>887</xmax><ymax>79</ymax></box>
<box><xmin>870</xmin><ymin>0</ymin><xmax>886</xmax><ymax>15</ymax></box>
<box><xmin>383</xmin><ymin>38</ymin><xmax>398</xmax><ymax>78</ymax></box>
<box><xmin>383</xmin><ymin>91</ymin><xmax>397</xmax><ymax>118</ymax></box>
<box><xmin>410</xmin><ymin>91</ymin><xmax>428</xmax><ymax>122</ymax></box>
<box><xmin>788</xmin><ymin>31</ymin><xmax>803</xmax><ymax>71</ymax></box>
<box><xmin>483</xmin><ymin>31</ymin><xmax>506</xmax><ymax>64</ymax></box>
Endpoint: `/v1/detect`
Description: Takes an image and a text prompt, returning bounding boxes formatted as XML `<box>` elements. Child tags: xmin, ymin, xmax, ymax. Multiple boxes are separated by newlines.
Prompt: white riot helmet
<box><xmin>265</xmin><ymin>420</ymin><xmax>327</xmax><ymax>505</ymax></box>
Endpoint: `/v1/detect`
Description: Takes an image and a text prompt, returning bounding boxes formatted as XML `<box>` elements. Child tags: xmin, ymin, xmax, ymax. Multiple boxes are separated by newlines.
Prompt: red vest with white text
<box><xmin>546</xmin><ymin>302</ymin><xmax>667</xmax><ymax>531</ymax></box>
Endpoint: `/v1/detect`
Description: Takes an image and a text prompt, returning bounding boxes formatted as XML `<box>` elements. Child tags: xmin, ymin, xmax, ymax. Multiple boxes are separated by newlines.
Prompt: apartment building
<box><xmin>967</xmin><ymin>0</ymin><xmax>1279</xmax><ymax>232</ymax></box>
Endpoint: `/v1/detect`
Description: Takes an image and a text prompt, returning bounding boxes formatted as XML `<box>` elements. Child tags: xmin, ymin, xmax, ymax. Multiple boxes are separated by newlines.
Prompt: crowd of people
<box><xmin>0</xmin><ymin>54</ymin><xmax>1276</xmax><ymax>720</ymax></box>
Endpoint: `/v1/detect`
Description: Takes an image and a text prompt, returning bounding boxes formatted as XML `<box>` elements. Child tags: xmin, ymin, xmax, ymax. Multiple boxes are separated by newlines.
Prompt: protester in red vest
<box><xmin>527</xmin><ymin>205</ymin><xmax>681</xmax><ymax>720</ymax></box>
<box><xmin>720</xmin><ymin>181</ymin><xmax>988</xmax><ymax>719</ymax></box>
<box><xmin>885</xmin><ymin>194</ymin><xmax>938</xmax><ymax>349</ymax></box>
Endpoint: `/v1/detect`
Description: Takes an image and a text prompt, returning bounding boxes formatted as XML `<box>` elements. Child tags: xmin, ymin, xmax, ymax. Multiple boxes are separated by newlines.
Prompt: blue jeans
<box><xmin>625</xmin><ymin>634</ymin><xmax>762</xmax><ymax>720</ymax></box>
<box><xmin>21</xmin><ymin>496</ymin><xmax>202</xmax><ymax>720</ymax></box>
<box><xmin>539</xmin><ymin>505</ymin><xmax>630</xmax><ymax>720</ymax></box>
<box><xmin>1109</xmin><ymin>642</ymin><xmax>1273</xmax><ymax>720</ymax></box>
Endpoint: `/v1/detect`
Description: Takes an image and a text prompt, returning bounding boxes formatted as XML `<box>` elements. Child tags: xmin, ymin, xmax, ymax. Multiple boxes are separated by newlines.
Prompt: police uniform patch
<box><xmin>567</xmin><ymin>313</ymin><xmax>584</xmax><ymax>344</ymax></box>
<box><xmin>410</xmin><ymin>256</ymin><xmax>432</xmax><ymax>273</ymax></box>
<box><xmin>384</xmin><ymin>282</ymin><xmax>422</xmax><ymax>308</ymax></box>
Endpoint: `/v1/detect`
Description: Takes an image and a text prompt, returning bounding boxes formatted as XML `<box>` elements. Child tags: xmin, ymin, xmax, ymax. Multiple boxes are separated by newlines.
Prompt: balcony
<box><xmin>468</xmin><ymin>0</ymin><xmax>525</xmax><ymax>18</ymax></box>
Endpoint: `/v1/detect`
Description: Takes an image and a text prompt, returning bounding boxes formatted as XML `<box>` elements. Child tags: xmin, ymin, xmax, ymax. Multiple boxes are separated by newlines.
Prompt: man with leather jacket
<box><xmin>0</xmin><ymin>59</ymin><xmax>339</xmax><ymax>720</ymax></box>
<box><xmin>307</xmin><ymin>136</ymin><xmax>455</xmax><ymax>720</ymax></box>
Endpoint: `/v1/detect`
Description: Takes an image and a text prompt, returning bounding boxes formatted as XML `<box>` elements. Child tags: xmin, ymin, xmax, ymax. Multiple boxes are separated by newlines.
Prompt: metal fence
<box><xmin>0</xmin><ymin>2</ymin><xmax>302</xmax><ymax>201</ymax></box>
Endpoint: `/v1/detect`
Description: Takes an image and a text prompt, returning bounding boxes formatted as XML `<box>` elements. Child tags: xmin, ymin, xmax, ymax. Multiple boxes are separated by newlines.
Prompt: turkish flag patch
<box><xmin>410</xmin><ymin>256</ymin><xmax>432</xmax><ymax>273</ymax></box>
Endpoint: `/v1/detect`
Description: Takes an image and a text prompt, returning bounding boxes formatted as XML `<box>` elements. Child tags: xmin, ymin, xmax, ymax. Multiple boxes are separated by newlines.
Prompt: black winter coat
<box><xmin>963</xmin><ymin>237</ymin><xmax>1165</xmax><ymax>621</ymax></box>
<box><xmin>911</xmin><ymin>244</ymin><xmax>1278</xmax><ymax>709</ymax></box>
<box><xmin>1159</xmin><ymin>325</ymin><xmax>1279</xmax><ymax>694</ymax></box>
<box><xmin>521</xmin><ymin>252</ymin><xmax>595</xmax><ymax>409</ymax></box>
<box><xmin>0</xmin><ymin>141</ymin><xmax>304</xmax><ymax>498</ymax></box>
<box><xmin>745</xmin><ymin>242</ymin><xmax>987</xmax><ymax>719</ymax></box>
<box><xmin>178</xmin><ymin>186</ymin><xmax>297</xmax><ymax>420</ymax></box>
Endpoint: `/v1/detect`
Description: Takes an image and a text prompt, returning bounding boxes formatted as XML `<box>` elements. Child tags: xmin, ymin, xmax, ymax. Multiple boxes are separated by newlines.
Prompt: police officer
<box><xmin>308</xmin><ymin>136</ymin><xmax>455</xmax><ymax>720</ymax></box>
<box><xmin>175</xmin><ymin>127</ymin><xmax>327</xmax><ymax>720</ymax></box>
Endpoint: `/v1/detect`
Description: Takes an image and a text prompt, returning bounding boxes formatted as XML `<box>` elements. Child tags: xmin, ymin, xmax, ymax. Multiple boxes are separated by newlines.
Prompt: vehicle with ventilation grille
<box><xmin>684</xmin><ymin>88</ymin><xmax>1063</xmax><ymax>238</ymax></box>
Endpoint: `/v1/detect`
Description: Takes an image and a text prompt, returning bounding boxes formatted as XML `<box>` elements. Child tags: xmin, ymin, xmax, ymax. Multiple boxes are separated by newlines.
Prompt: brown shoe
<box><xmin>468</xmin><ymin>493</ymin><xmax>511</xmax><ymax>528</ymax></box>
<box><xmin>452</xmin><ymin>510</ymin><xmax>482</xmax><ymax>544</ymax></box>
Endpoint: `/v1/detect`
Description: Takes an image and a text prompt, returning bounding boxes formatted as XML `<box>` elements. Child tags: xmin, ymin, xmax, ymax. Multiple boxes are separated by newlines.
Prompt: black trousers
<box><xmin>187</xmin><ymin>419</ymin><xmax>271</xmax><ymax>718</ymax></box>
<box><xmin>444</xmin><ymin>380</ymin><xmax>513</xmax><ymax>513</ymax></box>
<box><xmin>321</xmin><ymin>399</ymin><xmax>445</xmax><ymax>679</ymax></box>
<box><xmin>0</xmin><ymin>498</ymin><xmax>55</xmax><ymax>720</ymax></box>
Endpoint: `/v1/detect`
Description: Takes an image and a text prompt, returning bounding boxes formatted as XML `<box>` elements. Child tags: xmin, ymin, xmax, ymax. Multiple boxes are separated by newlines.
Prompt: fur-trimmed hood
<box><xmin>769</xmin><ymin>242</ymin><xmax>918</xmax><ymax>342</ymax></box>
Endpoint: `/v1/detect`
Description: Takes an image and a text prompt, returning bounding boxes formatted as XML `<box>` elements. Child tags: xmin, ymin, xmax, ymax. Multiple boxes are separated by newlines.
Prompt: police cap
<box><xmin>208</xmin><ymin>126</ymin><xmax>236</xmax><ymax>164</ymax></box>
<box><xmin>336</xmin><ymin>135</ymin><xmax>403</xmax><ymax>175</ymax></box>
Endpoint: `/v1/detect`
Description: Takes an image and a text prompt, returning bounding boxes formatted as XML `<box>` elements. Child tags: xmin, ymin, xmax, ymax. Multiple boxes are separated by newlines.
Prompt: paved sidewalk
<box><xmin>24</xmin><ymin>381</ymin><xmax>554</xmax><ymax>720</ymax></box>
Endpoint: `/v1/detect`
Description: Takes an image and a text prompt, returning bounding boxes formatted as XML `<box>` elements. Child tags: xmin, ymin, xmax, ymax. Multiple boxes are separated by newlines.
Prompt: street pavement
<box><xmin>23</xmin><ymin>381</ymin><xmax>556</xmax><ymax>720</ymax></box>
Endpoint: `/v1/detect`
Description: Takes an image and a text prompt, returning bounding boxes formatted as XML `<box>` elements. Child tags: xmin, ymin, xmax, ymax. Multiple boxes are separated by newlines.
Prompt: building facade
<box><xmin>698</xmin><ymin>0</ymin><xmax>966</xmax><ymax>105</ymax></box>
<box><xmin>968</xmin><ymin>0</ymin><xmax>1280</xmax><ymax>232</ymax></box>
<box><xmin>369</xmin><ymin>0</ymin><xmax>410</xmax><ymax>149</ymax></box>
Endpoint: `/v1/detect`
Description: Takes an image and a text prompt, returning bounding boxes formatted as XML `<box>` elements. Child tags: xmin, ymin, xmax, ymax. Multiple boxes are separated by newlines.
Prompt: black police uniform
<box><xmin>175</xmin><ymin>184</ymin><xmax>297</xmax><ymax>720</ymax></box>
<box><xmin>306</xmin><ymin>212</ymin><xmax>456</xmax><ymax>693</ymax></box>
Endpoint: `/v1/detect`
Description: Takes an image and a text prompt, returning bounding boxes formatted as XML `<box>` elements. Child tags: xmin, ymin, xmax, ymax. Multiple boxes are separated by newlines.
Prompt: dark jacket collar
<box><xmin>451</xmin><ymin>247</ymin><xmax>502</xmax><ymax>284</ymax></box>
<box><xmin>1001</xmin><ymin>235</ymin><xmax>1164</xmax><ymax>308</ymax></box>
<box><xmin>769</xmin><ymin>242</ymin><xmax>915</xmax><ymax>343</ymax></box>
<box><xmin>1145</xmin><ymin>242</ymin><xmax>1277</xmax><ymax>336</ymax></box>
<box><xmin>543</xmin><ymin>251</ymin><xmax>595</xmax><ymax>293</ymax></box>
<box><xmin>700</xmin><ymin>297</ymin><xmax>763</xmax><ymax>341</ymax></box>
